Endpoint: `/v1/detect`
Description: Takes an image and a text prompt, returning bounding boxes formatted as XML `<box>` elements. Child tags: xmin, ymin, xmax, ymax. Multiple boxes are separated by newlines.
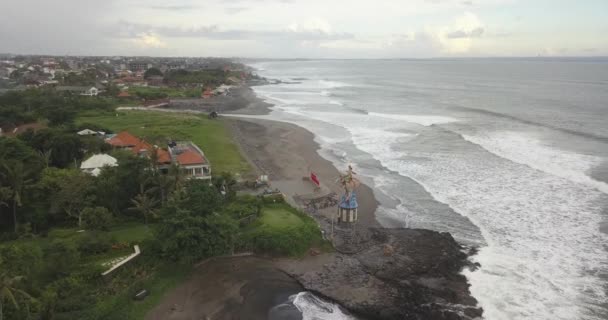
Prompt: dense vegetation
<box><xmin>0</xmin><ymin>89</ymin><xmax>323</xmax><ymax>319</ymax></box>
<box><xmin>127</xmin><ymin>86</ymin><xmax>201</xmax><ymax>100</ymax></box>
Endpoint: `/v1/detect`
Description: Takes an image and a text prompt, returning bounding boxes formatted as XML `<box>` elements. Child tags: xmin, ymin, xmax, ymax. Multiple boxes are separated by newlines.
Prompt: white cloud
<box><xmin>132</xmin><ymin>32</ymin><xmax>167</xmax><ymax>48</ymax></box>
<box><xmin>435</xmin><ymin>12</ymin><xmax>485</xmax><ymax>53</ymax></box>
<box><xmin>288</xmin><ymin>18</ymin><xmax>333</xmax><ymax>34</ymax></box>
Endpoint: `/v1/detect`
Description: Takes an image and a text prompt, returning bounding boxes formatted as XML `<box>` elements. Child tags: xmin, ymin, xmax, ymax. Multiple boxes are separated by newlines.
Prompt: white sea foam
<box><xmin>368</xmin><ymin>112</ymin><xmax>458</xmax><ymax>126</ymax></box>
<box><xmin>346</xmin><ymin>127</ymin><xmax>608</xmax><ymax>320</ymax></box>
<box><xmin>292</xmin><ymin>292</ymin><xmax>355</xmax><ymax>320</ymax></box>
<box><xmin>329</xmin><ymin>100</ymin><xmax>344</xmax><ymax>106</ymax></box>
<box><xmin>320</xmin><ymin>90</ymin><xmax>332</xmax><ymax>96</ymax></box>
<box><xmin>462</xmin><ymin>131</ymin><xmax>608</xmax><ymax>194</ymax></box>
<box><xmin>319</xmin><ymin>79</ymin><xmax>351</xmax><ymax>88</ymax></box>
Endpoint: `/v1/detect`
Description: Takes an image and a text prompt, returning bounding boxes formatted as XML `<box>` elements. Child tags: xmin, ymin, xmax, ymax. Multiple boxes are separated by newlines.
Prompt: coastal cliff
<box><xmin>278</xmin><ymin>228</ymin><xmax>481</xmax><ymax>320</ymax></box>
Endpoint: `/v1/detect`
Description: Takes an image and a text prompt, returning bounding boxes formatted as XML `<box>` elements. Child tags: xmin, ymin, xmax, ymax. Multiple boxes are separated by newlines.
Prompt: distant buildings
<box><xmin>128</xmin><ymin>61</ymin><xmax>151</xmax><ymax>72</ymax></box>
<box><xmin>56</xmin><ymin>86</ymin><xmax>101</xmax><ymax>96</ymax></box>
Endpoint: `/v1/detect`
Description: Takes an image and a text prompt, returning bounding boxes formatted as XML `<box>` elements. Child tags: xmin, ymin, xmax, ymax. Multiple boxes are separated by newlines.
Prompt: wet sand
<box><xmin>145</xmin><ymin>257</ymin><xmax>303</xmax><ymax>320</ymax></box>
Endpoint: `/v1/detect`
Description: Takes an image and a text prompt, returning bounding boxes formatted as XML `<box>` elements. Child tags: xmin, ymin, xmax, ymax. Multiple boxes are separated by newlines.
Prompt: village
<box><xmin>0</xmin><ymin>54</ymin><xmax>255</xmax><ymax>102</ymax></box>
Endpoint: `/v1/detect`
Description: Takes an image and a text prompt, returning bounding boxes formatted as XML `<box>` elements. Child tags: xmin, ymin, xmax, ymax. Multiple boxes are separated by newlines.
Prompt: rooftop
<box><xmin>169</xmin><ymin>142</ymin><xmax>208</xmax><ymax>166</ymax></box>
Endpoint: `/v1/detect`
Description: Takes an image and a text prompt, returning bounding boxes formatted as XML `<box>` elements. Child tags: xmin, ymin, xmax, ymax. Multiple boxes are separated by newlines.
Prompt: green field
<box><xmin>239</xmin><ymin>203</ymin><xmax>327</xmax><ymax>256</ymax></box>
<box><xmin>260</xmin><ymin>206</ymin><xmax>307</xmax><ymax>229</ymax></box>
<box><xmin>77</xmin><ymin>110</ymin><xmax>250</xmax><ymax>174</ymax></box>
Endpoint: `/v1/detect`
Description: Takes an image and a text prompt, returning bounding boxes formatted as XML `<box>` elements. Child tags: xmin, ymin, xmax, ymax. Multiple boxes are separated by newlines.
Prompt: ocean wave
<box><xmin>368</xmin><ymin>112</ymin><xmax>458</xmax><ymax>126</ymax></box>
<box><xmin>292</xmin><ymin>292</ymin><xmax>354</xmax><ymax>320</ymax></box>
<box><xmin>454</xmin><ymin>106</ymin><xmax>608</xmax><ymax>143</ymax></box>
<box><xmin>346</xmin><ymin>128</ymin><xmax>608</xmax><ymax>320</ymax></box>
<box><xmin>462</xmin><ymin>131</ymin><xmax>608</xmax><ymax>194</ymax></box>
<box><xmin>319</xmin><ymin>79</ymin><xmax>351</xmax><ymax>88</ymax></box>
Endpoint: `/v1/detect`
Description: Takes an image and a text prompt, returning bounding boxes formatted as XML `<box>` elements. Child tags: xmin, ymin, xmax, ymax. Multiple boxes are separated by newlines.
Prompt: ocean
<box><xmin>246</xmin><ymin>58</ymin><xmax>608</xmax><ymax>320</ymax></box>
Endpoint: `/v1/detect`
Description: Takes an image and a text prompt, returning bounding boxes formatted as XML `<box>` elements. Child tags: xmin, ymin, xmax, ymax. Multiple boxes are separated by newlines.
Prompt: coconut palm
<box><xmin>0</xmin><ymin>270</ymin><xmax>34</xmax><ymax>320</ymax></box>
<box><xmin>130</xmin><ymin>192</ymin><xmax>159</xmax><ymax>224</ymax></box>
<box><xmin>167</xmin><ymin>163</ymin><xmax>185</xmax><ymax>191</ymax></box>
<box><xmin>1</xmin><ymin>162</ymin><xmax>35</xmax><ymax>233</ymax></box>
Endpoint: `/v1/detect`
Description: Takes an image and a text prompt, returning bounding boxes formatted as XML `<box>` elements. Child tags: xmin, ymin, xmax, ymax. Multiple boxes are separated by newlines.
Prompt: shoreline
<box><xmin>146</xmin><ymin>84</ymin><xmax>481</xmax><ymax>320</ymax></box>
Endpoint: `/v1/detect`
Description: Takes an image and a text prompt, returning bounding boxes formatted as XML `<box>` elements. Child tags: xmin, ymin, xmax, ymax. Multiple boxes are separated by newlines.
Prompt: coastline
<box><xmin>146</xmin><ymin>84</ymin><xmax>481</xmax><ymax>320</ymax></box>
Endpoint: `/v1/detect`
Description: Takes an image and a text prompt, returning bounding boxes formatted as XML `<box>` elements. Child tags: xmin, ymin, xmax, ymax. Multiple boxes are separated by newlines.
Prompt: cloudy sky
<box><xmin>0</xmin><ymin>0</ymin><xmax>606</xmax><ymax>58</ymax></box>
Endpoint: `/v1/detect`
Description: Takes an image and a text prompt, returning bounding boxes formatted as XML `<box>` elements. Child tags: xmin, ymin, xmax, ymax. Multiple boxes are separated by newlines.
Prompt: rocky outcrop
<box><xmin>281</xmin><ymin>228</ymin><xmax>482</xmax><ymax>320</ymax></box>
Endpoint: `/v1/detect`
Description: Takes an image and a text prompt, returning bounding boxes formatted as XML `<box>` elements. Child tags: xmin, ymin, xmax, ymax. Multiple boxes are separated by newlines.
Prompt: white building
<box><xmin>80</xmin><ymin>154</ymin><xmax>118</xmax><ymax>176</ymax></box>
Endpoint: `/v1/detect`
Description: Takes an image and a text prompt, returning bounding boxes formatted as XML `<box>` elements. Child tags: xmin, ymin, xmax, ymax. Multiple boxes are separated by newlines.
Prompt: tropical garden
<box><xmin>0</xmin><ymin>89</ymin><xmax>323</xmax><ymax>319</ymax></box>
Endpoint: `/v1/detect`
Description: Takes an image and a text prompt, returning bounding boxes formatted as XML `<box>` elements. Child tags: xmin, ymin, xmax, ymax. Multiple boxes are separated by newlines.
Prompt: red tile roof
<box><xmin>131</xmin><ymin>140</ymin><xmax>153</xmax><ymax>155</ymax></box>
<box><xmin>117</xmin><ymin>91</ymin><xmax>130</xmax><ymax>97</ymax></box>
<box><xmin>176</xmin><ymin>149</ymin><xmax>206</xmax><ymax>165</ymax></box>
<box><xmin>107</xmin><ymin>131</ymin><xmax>142</xmax><ymax>148</ymax></box>
<box><xmin>156</xmin><ymin>148</ymin><xmax>172</xmax><ymax>164</ymax></box>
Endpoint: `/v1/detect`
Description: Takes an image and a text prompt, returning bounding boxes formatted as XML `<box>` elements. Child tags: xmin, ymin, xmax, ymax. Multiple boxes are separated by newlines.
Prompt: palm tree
<box><xmin>38</xmin><ymin>149</ymin><xmax>52</xmax><ymax>168</ymax></box>
<box><xmin>1</xmin><ymin>162</ymin><xmax>34</xmax><ymax>233</ymax></box>
<box><xmin>167</xmin><ymin>163</ymin><xmax>185</xmax><ymax>192</ymax></box>
<box><xmin>130</xmin><ymin>193</ymin><xmax>159</xmax><ymax>224</ymax></box>
<box><xmin>148</xmin><ymin>174</ymin><xmax>172</xmax><ymax>207</ymax></box>
<box><xmin>0</xmin><ymin>270</ymin><xmax>34</xmax><ymax>320</ymax></box>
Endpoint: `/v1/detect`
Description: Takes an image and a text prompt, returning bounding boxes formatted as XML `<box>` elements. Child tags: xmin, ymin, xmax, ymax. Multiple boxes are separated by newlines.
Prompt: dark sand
<box><xmin>146</xmin><ymin>257</ymin><xmax>303</xmax><ymax>320</ymax></box>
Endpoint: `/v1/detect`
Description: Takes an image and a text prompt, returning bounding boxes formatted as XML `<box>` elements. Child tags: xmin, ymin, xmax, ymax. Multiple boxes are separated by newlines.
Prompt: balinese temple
<box><xmin>338</xmin><ymin>191</ymin><xmax>358</xmax><ymax>223</ymax></box>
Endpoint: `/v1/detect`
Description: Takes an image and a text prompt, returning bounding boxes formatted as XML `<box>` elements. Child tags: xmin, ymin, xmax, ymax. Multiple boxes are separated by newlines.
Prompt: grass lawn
<box><xmin>108</xmin><ymin>223</ymin><xmax>153</xmax><ymax>243</ymax></box>
<box><xmin>240</xmin><ymin>203</ymin><xmax>328</xmax><ymax>256</ymax></box>
<box><xmin>77</xmin><ymin>110</ymin><xmax>250</xmax><ymax>174</ymax></box>
<box><xmin>260</xmin><ymin>205</ymin><xmax>307</xmax><ymax>229</ymax></box>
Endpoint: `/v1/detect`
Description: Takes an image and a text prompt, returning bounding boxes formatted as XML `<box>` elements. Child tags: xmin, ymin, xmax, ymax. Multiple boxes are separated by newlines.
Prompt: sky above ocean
<box><xmin>0</xmin><ymin>0</ymin><xmax>607</xmax><ymax>58</ymax></box>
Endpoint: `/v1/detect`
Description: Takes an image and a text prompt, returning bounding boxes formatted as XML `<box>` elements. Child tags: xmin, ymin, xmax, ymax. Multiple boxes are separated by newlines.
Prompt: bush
<box><xmin>261</xmin><ymin>194</ymin><xmax>285</xmax><ymax>204</ymax></box>
<box><xmin>237</xmin><ymin>205</ymin><xmax>322</xmax><ymax>256</ymax></box>
<box><xmin>78</xmin><ymin>231</ymin><xmax>114</xmax><ymax>255</ymax></box>
<box><xmin>0</xmin><ymin>243</ymin><xmax>44</xmax><ymax>277</ymax></box>
<box><xmin>154</xmin><ymin>211</ymin><xmax>238</xmax><ymax>263</ymax></box>
<box><xmin>44</xmin><ymin>240</ymin><xmax>80</xmax><ymax>277</ymax></box>
<box><xmin>82</xmin><ymin>207</ymin><xmax>113</xmax><ymax>231</ymax></box>
<box><xmin>223</xmin><ymin>195</ymin><xmax>262</xmax><ymax>219</ymax></box>
<box><xmin>239</xmin><ymin>223</ymin><xmax>320</xmax><ymax>256</ymax></box>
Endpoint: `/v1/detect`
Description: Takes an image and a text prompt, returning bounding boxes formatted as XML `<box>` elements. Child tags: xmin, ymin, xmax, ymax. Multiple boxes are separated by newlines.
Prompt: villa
<box><xmin>105</xmin><ymin>131</ymin><xmax>210</xmax><ymax>180</ymax></box>
<box><xmin>168</xmin><ymin>141</ymin><xmax>211</xmax><ymax>180</ymax></box>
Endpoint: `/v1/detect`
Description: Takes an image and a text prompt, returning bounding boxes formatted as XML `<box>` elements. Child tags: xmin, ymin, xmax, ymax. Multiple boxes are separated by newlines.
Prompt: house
<box><xmin>117</xmin><ymin>91</ymin><xmax>131</xmax><ymax>98</ymax></box>
<box><xmin>168</xmin><ymin>141</ymin><xmax>211</xmax><ymax>180</ymax></box>
<box><xmin>213</xmin><ymin>84</ymin><xmax>232</xmax><ymax>96</ymax></box>
<box><xmin>128</xmin><ymin>61</ymin><xmax>151</xmax><ymax>72</ymax></box>
<box><xmin>105</xmin><ymin>132</ymin><xmax>211</xmax><ymax>180</ymax></box>
<box><xmin>56</xmin><ymin>86</ymin><xmax>100</xmax><ymax>96</ymax></box>
<box><xmin>77</xmin><ymin>128</ymin><xmax>105</xmax><ymax>136</ymax></box>
<box><xmin>202</xmin><ymin>88</ymin><xmax>214</xmax><ymax>99</ymax></box>
<box><xmin>106</xmin><ymin>131</ymin><xmax>142</xmax><ymax>149</ymax></box>
<box><xmin>80</xmin><ymin>154</ymin><xmax>118</xmax><ymax>176</ymax></box>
